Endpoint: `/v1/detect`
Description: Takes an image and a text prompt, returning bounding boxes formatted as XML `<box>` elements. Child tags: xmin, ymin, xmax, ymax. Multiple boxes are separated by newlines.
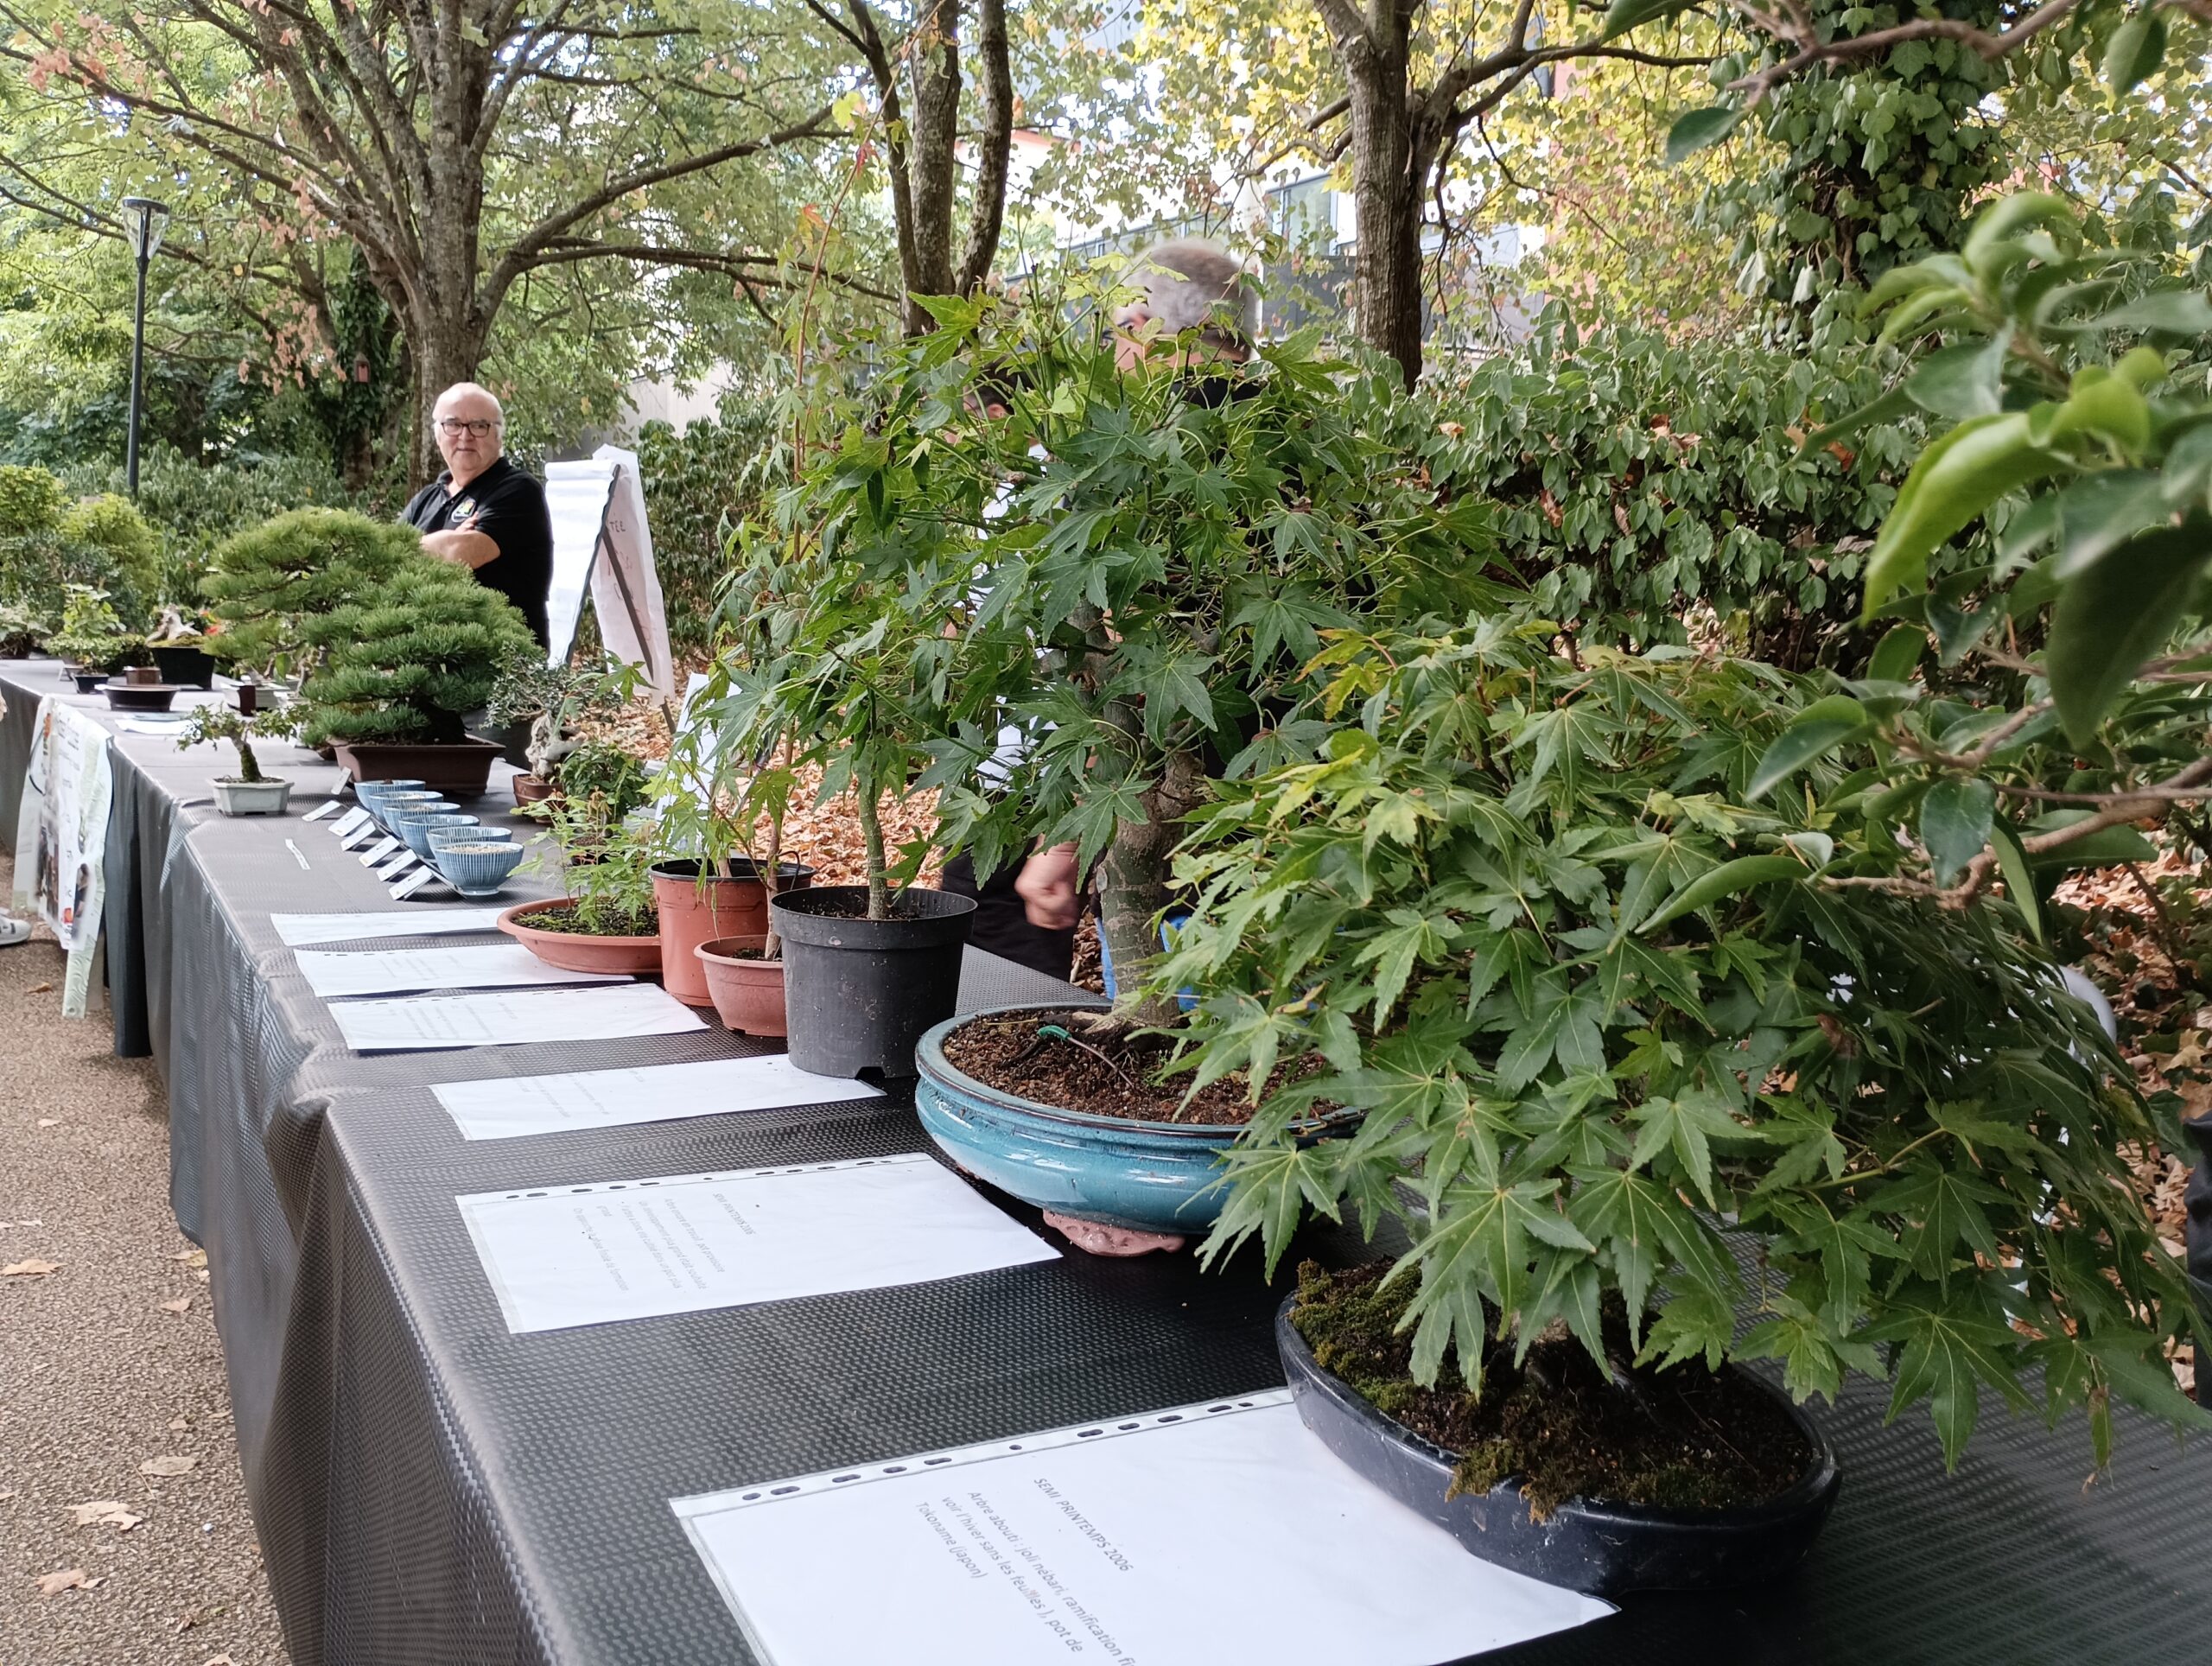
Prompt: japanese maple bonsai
<box><xmin>500</xmin><ymin>811</ymin><xmax>663</xmax><ymax>976</ymax></box>
<box><xmin>293</xmin><ymin>559</ymin><xmax>537</xmax><ymax>798</ymax></box>
<box><xmin>180</xmin><ymin>704</ymin><xmax>297</xmax><ymax>816</ymax></box>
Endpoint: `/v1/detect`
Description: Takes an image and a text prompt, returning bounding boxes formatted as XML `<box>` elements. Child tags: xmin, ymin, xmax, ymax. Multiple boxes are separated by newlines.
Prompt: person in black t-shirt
<box><xmin>399</xmin><ymin>383</ymin><xmax>555</xmax><ymax>646</ymax></box>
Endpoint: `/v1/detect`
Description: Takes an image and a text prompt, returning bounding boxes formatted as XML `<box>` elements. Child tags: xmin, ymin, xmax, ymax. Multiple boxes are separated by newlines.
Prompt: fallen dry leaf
<box><xmin>138</xmin><ymin>1455</ymin><xmax>197</xmax><ymax>1478</ymax></box>
<box><xmin>203</xmin><ymin>1654</ymin><xmax>238</xmax><ymax>1666</ymax></box>
<box><xmin>25</xmin><ymin>981</ymin><xmax>51</xmax><ymax>993</ymax></box>
<box><xmin>3</xmin><ymin>1258</ymin><xmax>60</xmax><ymax>1276</ymax></box>
<box><xmin>35</xmin><ymin>1567</ymin><xmax>92</xmax><ymax>1595</ymax></box>
<box><xmin>172</xmin><ymin>1608</ymin><xmax>200</xmax><ymax>1634</ymax></box>
<box><xmin>168</xmin><ymin>1416</ymin><xmax>188</xmax><ymax>1432</ymax></box>
<box><xmin>70</xmin><ymin>1501</ymin><xmax>143</xmax><ymax>1532</ymax></box>
<box><xmin>35</xmin><ymin>1117</ymin><xmax>58</xmax><ymax>1128</ymax></box>
<box><xmin>160</xmin><ymin>1297</ymin><xmax>192</xmax><ymax>1314</ymax></box>
<box><xmin>0</xmin><ymin>1487</ymin><xmax>16</xmax><ymax>1499</ymax></box>
<box><xmin>168</xmin><ymin>1248</ymin><xmax>207</xmax><ymax>1267</ymax></box>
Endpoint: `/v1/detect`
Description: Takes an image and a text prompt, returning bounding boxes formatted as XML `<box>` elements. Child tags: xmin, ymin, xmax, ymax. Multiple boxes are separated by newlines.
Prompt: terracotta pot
<box><xmin>650</xmin><ymin>859</ymin><xmax>816</xmax><ymax>1008</ymax></box>
<box><xmin>333</xmin><ymin>737</ymin><xmax>504</xmax><ymax>799</ymax></box>
<box><xmin>497</xmin><ymin>900</ymin><xmax>664</xmax><ymax>976</ymax></box>
<box><xmin>512</xmin><ymin>772</ymin><xmax>559</xmax><ymax>805</ymax></box>
<box><xmin>695</xmin><ymin>936</ymin><xmax>787</xmax><ymax>1035</ymax></box>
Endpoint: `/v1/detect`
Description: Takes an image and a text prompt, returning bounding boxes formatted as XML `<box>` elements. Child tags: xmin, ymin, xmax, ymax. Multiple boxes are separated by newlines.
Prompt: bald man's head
<box><xmin>431</xmin><ymin>382</ymin><xmax>505</xmax><ymax>486</ymax></box>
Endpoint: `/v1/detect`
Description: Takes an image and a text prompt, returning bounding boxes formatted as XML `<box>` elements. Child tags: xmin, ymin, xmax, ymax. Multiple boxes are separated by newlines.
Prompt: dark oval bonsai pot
<box><xmin>1275</xmin><ymin>1295</ymin><xmax>1840</xmax><ymax>1599</ymax></box>
<box><xmin>333</xmin><ymin>737</ymin><xmax>505</xmax><ymax>799</ymax></box>
<box><xmin>652</xmin><ymin>858</ymin><xmax>817</xmax><ymax>1007</ymax></box>
<box><xmin>103</xmin><ymin>679</ymin><xmax>181</xmax><ymax>712</ymax></box>
<box><xmin>771</xmin><ymin>885</ymin><xmax>975</xmax><ymax>1078</ymax></box>
<box><xmin>68</xmin><ymin>668</ymin><xmax>108</xmax><ymax>694</ymax></box>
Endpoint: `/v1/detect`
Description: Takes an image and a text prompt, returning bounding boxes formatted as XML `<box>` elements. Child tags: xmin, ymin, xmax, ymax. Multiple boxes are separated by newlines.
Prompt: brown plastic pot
<box><xmin>334</xmin><ymin>737</ymin><xmax>504</xmax><ymax>798</ymax></box>
<box><xmin>512</xmin><ymin>773</ymin><xmax>559</xmax><ymax>805</ymax></box>
<box><xmin>696</xmin><ymin>936</ymin><xmax>787</xmax><ymax>1036</ymax></box>
<box><xmin>497</xmin><ymin>899</ymin><xmax>664</xmax><ymax>976</ymax></box>
<box><xmin>650</xmin><ymin>859</ymin><xmax>816</xmax><ymax>1008</ymax></box>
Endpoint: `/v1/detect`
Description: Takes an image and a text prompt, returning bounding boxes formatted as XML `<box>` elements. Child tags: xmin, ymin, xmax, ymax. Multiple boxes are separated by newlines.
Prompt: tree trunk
<box><xmin>407</xmin><ymin>308</ymin><xmax>490</xmax><ymax>486</ymax></box>
<box><xmin>1342</xmin><ymin>27</ymin><xmax>1427</xmax><ymax>385</ymax></box>
<box><xmin>1094</xmin><ymin>746</ymin><xmax>1210</xmax><ymax>1026</ymax></box>
<box><xmin>903</xmin><ymin>0</ymin><xmax>963</xmax><ymax>332</ymax></box>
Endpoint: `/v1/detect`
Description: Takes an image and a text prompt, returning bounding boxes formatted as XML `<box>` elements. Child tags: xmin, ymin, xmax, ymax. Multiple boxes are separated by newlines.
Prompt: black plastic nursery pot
<box><xmin>771</xmin><ymin>885</ymin><xmax>977</xmax><ymax>1079</ymax></box>
<box><xmin>1274</xmin><ymin>1296</ymin><xmax>1840</xmax><ymax>1599</ymax></box>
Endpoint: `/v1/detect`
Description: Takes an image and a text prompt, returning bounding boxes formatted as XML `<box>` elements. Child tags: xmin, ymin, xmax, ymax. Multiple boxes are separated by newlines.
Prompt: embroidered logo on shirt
<box><xmin>452</xmin><ymin>496</ymin><xmax>478</xmax><ymax>520</ymax></box>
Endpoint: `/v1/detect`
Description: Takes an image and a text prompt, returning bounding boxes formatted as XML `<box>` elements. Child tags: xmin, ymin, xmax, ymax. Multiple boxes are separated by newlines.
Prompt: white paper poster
<box><xmin>10</xmin><ymin>696</ymin><xmax>112</xmax><ymax>1015</ymax></box>
<box><xmin>543</xmin><ymin>446</ymin><xmax>673</xmax><ymax>695</ymax></box>
<box><xmin>327</xmin><ymin>982</ymin><xmax>707</xmax><ymax>1052</ymax></box>
<box><xmin>293</xmin><ymin>943</ymin><xmax>628</xmax><ymax>998</ymax></box>
<box><xmin>456</xmin><ymin>1153</ymin><xmax>1056</xmax><ymax>1332</ymax></box>
<box><xmin>673</xmin><ymin>1390</ymin><xmax>1611</xmax><ymax>1666</ymax></box>
<box><xmin>432</xmin><ymin>1055</ymin><xmax>885</xmax><ymax>1141</ymax></box>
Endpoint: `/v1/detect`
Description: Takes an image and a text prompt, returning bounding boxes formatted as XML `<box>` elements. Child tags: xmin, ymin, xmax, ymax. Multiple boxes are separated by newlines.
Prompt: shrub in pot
<box><xmin>486</xmin><ymin>656</ymin><xmax>639</xmax><ymax>803</ymax></box>
<box><xmin>44</xmin><ymin>585</ymin><xmax>143</xmax><ymax>685</ymax></box>
<box><xmin>294</xmin><ymin>560</ymin><xmax>537</xmax><ymax>798</ymax></box>
<box><xmin>500</xmin><ymin>818</ymin><xmax>663</xmax><ymax>976</ymax></box>
<box><xmin>178</xmin><ymin>704</ymin><xmax>296</xmax><ymax>817</ymax></box>
<box><xmin>1152</xmin><ymin>613</ymin><xmax>2208</xmax><ymax>1594</ymax></box>
<box><xmin>846</xmin><ymin>296</ymin><xmax>1486</xmax><ymax>1246</ymax></box>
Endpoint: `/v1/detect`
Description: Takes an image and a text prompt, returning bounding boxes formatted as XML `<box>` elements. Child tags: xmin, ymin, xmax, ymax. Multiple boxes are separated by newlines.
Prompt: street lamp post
<box><xmin>118</xmin><ymin>196</ymin><xmax>171</xmax><ymax>499</ymax></box>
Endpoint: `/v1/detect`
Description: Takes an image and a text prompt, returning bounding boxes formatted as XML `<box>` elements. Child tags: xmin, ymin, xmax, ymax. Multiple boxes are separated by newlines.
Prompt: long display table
<box><xmin>2</xmin><ymin>657</ymin><xmax>2206</xmax><ymax>1665</ymax></box>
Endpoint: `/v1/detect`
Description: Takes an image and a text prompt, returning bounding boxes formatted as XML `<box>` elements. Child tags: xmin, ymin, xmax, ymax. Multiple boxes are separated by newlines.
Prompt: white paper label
<box><xmin>389</xmin><ymin>868</ymin><xmax>442</xmax><ymax>901</ymax></box>
<box><xmin>358</xmin><ymin>836</ymin><xmax>400</xmax><ymax>866</ymax></box>
<box><xmin>376</xmin><ymin>850</ymin><xmax>420</xmax><ymax>879</ymax></box>
<box><xmin>332</xmin><ymin>807</ymin><xmax>371</xmax><ymax>837</ymax></box>
<box><xmin>294</xmin><ymin>944</ymin><xmax>626</xmax><ymax>999</ymax></box>
<box><xmin>457</xmin><ymin>1154</ymin><xmax>1055</xmax><ymax>1333</ymax></box>
<box><xmin>271</xmin><ymin>907</ymin><xmax>506</xmax><ymax>946</ymax></box>
<box><xmin>432</xmin><ymin>1055</ymin><xmax>885</xmax><ymax>1141</ymax></box>
<box><xmin>303</xmin><ymin>800</ymin><xmax>342</xmax><ymax>823</ymax></box>
<box><xmin>672</xmin><ymin>1393</ymin><xmax>1610</xmax><ymax>1666</ymax></box>
<box><xmin>328</xmin><ymin>982</ymin><xmax>708</xmax><ymax>1053</ymax></box>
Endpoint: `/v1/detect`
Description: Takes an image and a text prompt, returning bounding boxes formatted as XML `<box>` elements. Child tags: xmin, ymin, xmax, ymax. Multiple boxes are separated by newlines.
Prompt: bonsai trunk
<box><xmin>857</xmin><ymin>784</ymin><xmax>891</xmax><ymax>920</ymax></box>
<box><xmin>1095</xmin><ymin>747</ymin><xmax>1209</xmax><ymax>1026</ymax></box>
<box><xmin>236</xmin><ymin>740</ymin><xmax>263</xmax><ymax>784</ymax></box>
<box><xmin>762</xmin><ymin>804</ymin><xmax>786</xmax><ymax>960</ymax></box>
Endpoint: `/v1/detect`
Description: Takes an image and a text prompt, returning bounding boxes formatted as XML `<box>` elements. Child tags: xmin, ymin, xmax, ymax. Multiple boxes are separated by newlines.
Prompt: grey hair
<box><xmin>1122</xmin><ymin>238</ymin><xmax>1252</xmax><ymax>353</ymax></box>
<box><xmin>433</xmin><ymin>381</ymin><xmax>505</xmax><ymax>427</ymax></box>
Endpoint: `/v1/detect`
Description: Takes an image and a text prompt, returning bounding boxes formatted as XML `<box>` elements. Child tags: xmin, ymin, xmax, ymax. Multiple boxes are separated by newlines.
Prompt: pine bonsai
<box><xmin>296</xmin><ymin>561</ymin><xmax>537</xmax><ymax>747</ymax></box>
<box><xmin>203</xmin><ymin>508</ymin><xmax>424</xmax><ymax>674</ymax></box>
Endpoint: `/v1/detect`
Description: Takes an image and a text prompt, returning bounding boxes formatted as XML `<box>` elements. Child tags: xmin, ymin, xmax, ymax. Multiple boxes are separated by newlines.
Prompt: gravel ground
<box><xmin>0</xmin><ymin>856</ymin><xmax>290</xmax><ymax>1666</ymax></box>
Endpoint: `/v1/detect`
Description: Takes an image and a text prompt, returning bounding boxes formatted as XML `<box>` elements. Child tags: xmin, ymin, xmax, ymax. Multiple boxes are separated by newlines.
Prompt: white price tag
<box><xmin>389</xmin><ymin>868</ymin><xmax>442</xmax><ymax>900</ymax></box>
<box><xmin>302</xmin><ymin>799</ymin><xmax>343</xmax><ymax>823</ymax></box>
<box><xmin>332</xmin><ymin>808</ymin><xmax>371</xmax><ymax>838</ymax></box>
<box><xmin>359</xmin><ymin>836</ymin><xmax>400</xmax><ymax>867</ymax></box>
<box><xmin>340</xmin><ymin>824</ymin><xmax>377</xmax><ymax>851</ymax></box>
<box><xmin>377</xmin><ymin>851</ymin><xmax>421</xmax><ymax>879</ymax></box>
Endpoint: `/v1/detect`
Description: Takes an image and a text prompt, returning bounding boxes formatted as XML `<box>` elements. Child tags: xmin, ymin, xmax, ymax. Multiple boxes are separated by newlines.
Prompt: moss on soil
<box><xmin>1290</xmin><ymin>1260</ymin><xmax>1815</xmax><ymax>1521</ymax></box>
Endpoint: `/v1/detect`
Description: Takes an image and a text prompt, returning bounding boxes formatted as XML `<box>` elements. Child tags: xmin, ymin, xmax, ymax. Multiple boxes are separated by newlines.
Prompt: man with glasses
<box><xmin>400</xmin><ymin>382</ymin><xmax>555</xmax><ymax>646</ymax></box>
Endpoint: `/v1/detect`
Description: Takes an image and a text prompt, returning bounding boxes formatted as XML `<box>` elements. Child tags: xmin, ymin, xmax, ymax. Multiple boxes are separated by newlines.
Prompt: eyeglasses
<box><xmin>434</xmin><ymin>417</ymin><xmax>498</xmax><ymax>437</ymax></box>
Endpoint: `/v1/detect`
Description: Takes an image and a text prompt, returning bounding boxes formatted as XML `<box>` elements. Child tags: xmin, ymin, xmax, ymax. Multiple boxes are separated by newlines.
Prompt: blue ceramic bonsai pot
<box><xmin>914</xmin><ymin>1003</ymin><xmax>1348</xmax><ymax>1248</ymax></box>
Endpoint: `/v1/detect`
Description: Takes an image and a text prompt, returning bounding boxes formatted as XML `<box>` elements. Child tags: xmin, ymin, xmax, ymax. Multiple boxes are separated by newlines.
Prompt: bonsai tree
<box><xmin>486</xmin><ymin>654</ymin><xmax>640</xmax><ymax>783</ymax></box>
<box><xmin>202</xmin><ymin>508</ymin><xmax>424</xmax><ymax>675</ymax></box>
<box><xmin>1160</xmin><ymin>614</ymin><xmax>2208</xmax><ymax>1472</ymax></box>
<box><xmin>0</xmin><ymin>602</ymin><xmax>51</xmax><ymax>657</ymax></box>
<box><xmin>178</xmin><ymin>703</ymin><xmax>295</xmax><ymax>783</ymax></box>
<box><xmin>556</xmin><ymin>741</ymin><xmax>649</xmax><ymax>823</ymax></box>
<box><xmin>294</xmin><ymin>560</ymin><xmax>538</xmax><ymax>749</ymax></box>
<box><xmin>527</xmin><ymin>811</ymin><xmax>659</xmax><ymax>936</ymax></box>
<box><xmin>43</xmin><ymin>585</ymin><xmax>143</xmax><ymax>671</ymax></box>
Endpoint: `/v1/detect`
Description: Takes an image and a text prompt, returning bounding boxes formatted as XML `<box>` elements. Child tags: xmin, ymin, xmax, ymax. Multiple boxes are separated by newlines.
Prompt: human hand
<box><xmin>1014</xmin><ymin>843</ymin><xmax>1081</xmax><ymax>931</ymax></box>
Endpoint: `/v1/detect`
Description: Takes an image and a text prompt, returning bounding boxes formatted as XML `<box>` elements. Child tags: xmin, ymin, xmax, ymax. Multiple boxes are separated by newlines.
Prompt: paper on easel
<box><xmin>673</xmin><ymin>1391</ymin><xmax>1611</xmax><ymax>1666</ymax></box>
<box><xmin>271</xmin><ymin>907</ymin><xmax>507</xmax><ymax>947</ymax></box>
<box><xmin>457</xmin><ymin>1153</ymin><xmax>1054</xmax><ymax>1332</ymax></box>
<box><xmin>430</xmin><ymin>1054</ymin><xmax>885</xmax><ymax>1140</ymax></box>
<box><xmin>328</xmin><ymin>982</ymin><xmax>706</xmax><ymax>1052</ymax></box>
<box><xmin>293</xmin><ymin>944</ymin><xmax>629</xmax><ymax>998</ymax></box>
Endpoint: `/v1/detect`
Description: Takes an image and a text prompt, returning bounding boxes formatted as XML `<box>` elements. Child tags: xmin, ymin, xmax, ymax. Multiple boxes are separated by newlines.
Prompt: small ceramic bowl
<box><xmin>427</xmin><ymin>822</ymin><xmax>512</xmax><ymax>855</ymax></box>
<box><xmin>435</xmin><ymin>840</ymin><xmax>525</xmax><ymax>898</ymax></box>
<box><xmin>372</xmin><ymin>791</ymin><xmax>448</xmax><ymax>832</ymax></box>
<box><xmin>353</xmin><ymin>779</ymin><xmax>424</xmax><ymax>817</ymax></box>
<box><xmin>397</xmin><ymin>810</ymin><xmax>473</xmax><ymax>857</ymax></box>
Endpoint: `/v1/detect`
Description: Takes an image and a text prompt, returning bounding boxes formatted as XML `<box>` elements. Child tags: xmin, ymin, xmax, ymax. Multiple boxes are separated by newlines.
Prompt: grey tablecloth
<box><xmin>4</xmin><ymin>659</ymin><xmax>2209</xmax><ymax>1666</ymax></box>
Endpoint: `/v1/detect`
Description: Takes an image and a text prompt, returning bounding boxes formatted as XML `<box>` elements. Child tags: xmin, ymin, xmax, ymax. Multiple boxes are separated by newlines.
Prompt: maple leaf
<box><xmin>36</xmin><ymin>1567</ymin><xmax>93</xmax><ymax>1596</ymax></box>
<box><xmin>2</xmin><ymin>1259</ymin><xmax>60</xmax><ymax>1276</ymax></box>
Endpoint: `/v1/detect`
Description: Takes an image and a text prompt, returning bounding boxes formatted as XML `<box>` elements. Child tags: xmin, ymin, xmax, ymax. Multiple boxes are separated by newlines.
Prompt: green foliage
<box><xmin>551</xmin><ymin>817</ymin><xmax>659</xmax><ymax>937</ymax></box>
<box><xmin>0</xmin><ymin>602</ymin><xmax>48</xmax><ymax>655</ymax></box>
<box><xmin>296</xmin><ymin>561</ymin><xmax>537</xmax><ymax>747</ymax></box>
<box><xmin>202</xmin><ymin>509</ymin><xmax>424</xmax><ymax>672</ymax></box>
<box><xmin>177</xmin><ymin>703</ymin><xmax>295</xmax><ymax>783</ymax></box>
<box><xmin>1413</xmin><ymin>319</ymin><xmax>1933</xmax><ymax>666</ymax></box>
<box><xmin>1696</xmin><ymin>3</ymin><xmax>2006</xmax><ymax>318</ymax></box>
<box><xmin>0</xmin><ymin>467</ymin><xmax>161</xmax><ymax>627</ymax></box>
<box><xmin>1161</xmin><ymin>615</ymin><xmax>2206</xmax><ymax>1466</ymax></box>
<box><xmin>487</xmin><ymin>656</ymin><xmax>640</xmax><ymax>779</ymax></box>
<box><xmin>41</xmin><ymin>584</ymin><xmax>141</xmax><ymax>670</ymax></box>
<box><xmin>556</xmin><ymin>741</ymin><xmax>650</xmax><ymax>823</ymax></box>
<box><xmin>633</xmin><ymin>411</ymin><xmax>785</xmax><ymax>656</ymax></box>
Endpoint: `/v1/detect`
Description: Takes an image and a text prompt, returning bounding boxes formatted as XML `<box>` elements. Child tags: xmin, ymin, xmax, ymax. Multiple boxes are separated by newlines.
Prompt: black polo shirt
<box><xmin>400</xmin><ymin>455</ymin><xmax>553</xmax><ymax>646</ymax></box>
